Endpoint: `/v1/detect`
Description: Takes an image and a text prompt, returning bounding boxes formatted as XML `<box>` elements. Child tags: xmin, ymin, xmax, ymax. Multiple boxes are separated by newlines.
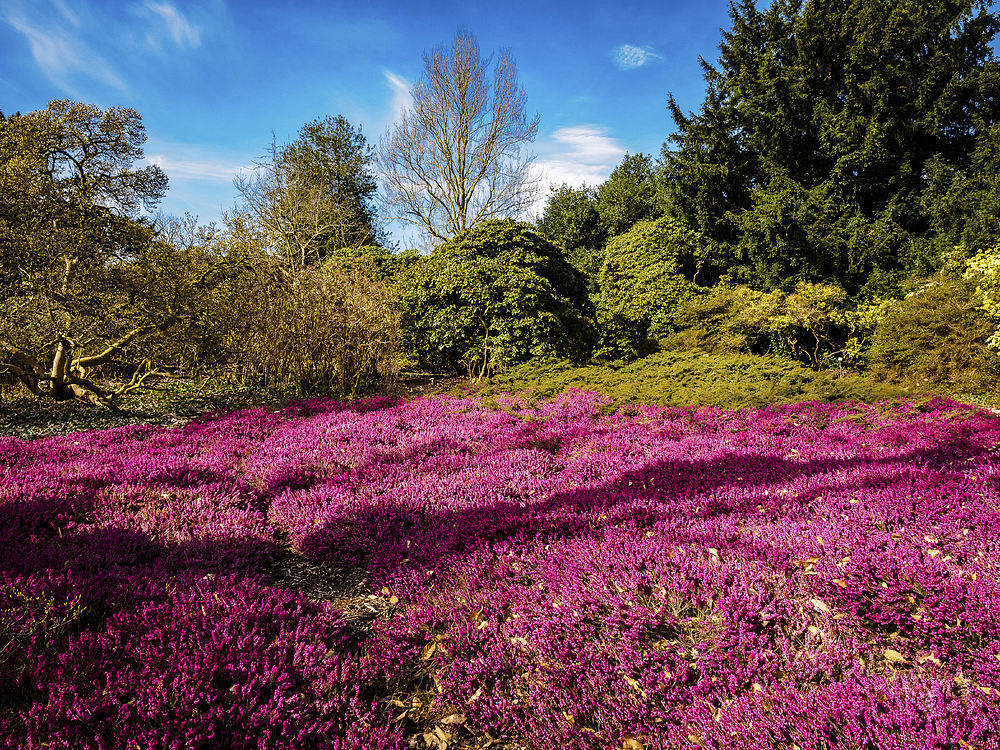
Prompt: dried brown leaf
<box><xmin>883</xmin><ymin>648</ymin><xmax>907</xmax><ymax>664</ymax></box>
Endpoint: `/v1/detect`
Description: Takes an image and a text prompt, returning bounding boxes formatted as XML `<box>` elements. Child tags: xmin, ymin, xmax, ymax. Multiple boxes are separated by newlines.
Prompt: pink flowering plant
<box><xmin>2</xmin><ymin>391</ymin><xmax>1000</xmax><ymax>748</ymax></box>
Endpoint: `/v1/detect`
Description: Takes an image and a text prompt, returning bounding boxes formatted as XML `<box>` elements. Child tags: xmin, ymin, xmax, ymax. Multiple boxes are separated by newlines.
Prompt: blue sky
<box><xmin>1</xmin><ymin>0</ymin><xmax>741</xmax><ymax>246</ymax></box>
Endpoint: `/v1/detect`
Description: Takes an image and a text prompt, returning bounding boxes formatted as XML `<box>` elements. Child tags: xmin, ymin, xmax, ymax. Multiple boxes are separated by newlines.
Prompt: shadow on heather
<box><xmin>299</xmin><ymin>433</ymin><xmax>987</xmax><ymax>582</ymax></box>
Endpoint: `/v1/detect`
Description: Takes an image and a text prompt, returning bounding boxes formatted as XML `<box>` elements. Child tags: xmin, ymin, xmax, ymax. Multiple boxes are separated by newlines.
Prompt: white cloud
<box><xmin>548</xmin><ymin>125</ymin><xmax>628</xmax><ymax>165</ymax></box>
<box><xmin>144</xmin><ymin>1</ymin><xmax>201</xmax><ymax>49</ymax></box>
<box><xmin>144</xmin><ymin>144</ymin><xmax>248</xmax><ymax>182</ymax></box>
<box><xmin>384</xmin><ymin>70</ymin><xmax>412</xmax><ymax>123</ymax></box>
<box><xmin>2</xmin><ymin>2</ymin><xmax>127</xmax><ymax>94</ymax></box>
<box><xmin>1</xmin><ymin>0</ymin><xmax>225</xmax><ymax>94</ymax></box>
<box><xmin>529</xmin><ymin>125</ymin><xmax>628</xmax><ymax>215</ymax></box>
<box><xmin>612</xmin><ymin>44</ymin><xmax>663</xmax><ymax>70</ymax></box>
<box><xmin>50</xmin><ymin>0</ymin><xmax>80</xmax><ymax>26</ymax></box>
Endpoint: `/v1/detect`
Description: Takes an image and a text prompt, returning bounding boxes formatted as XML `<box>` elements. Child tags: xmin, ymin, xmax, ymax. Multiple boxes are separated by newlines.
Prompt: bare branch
<box><xmin>378</xmin><ymin>31</ymin><xmax>539</xmax><ymax>241</ymax></box>
<box><xmin>72</xmin><ymin>325</ymin><xmax>158</xmax><ymax>369</ymax></box>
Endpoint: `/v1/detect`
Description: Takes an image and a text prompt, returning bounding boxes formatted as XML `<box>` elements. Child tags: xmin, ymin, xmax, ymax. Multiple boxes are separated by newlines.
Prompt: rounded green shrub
<box><xmin>399</xmin><ymin>220</ymin><xmax>594</xmax><ymax>376</ymax></box>
<box><xmin>667</xmin><ymin>282</ymin><xmax>850</xmax><ymax>370</ymax></box>
<box><xmin>596</xmin><ymin>216</ymin><xmax>706</xmax><ymax>358</ymax></box>
<box><xmin>869</xmin><ymin>274</ymin><xmax>1000</xmax><ymax>396</ymax></box>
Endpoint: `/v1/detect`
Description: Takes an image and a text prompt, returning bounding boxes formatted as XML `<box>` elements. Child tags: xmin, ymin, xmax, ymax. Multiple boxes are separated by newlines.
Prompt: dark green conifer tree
<box><xmin>661</xmin><ymin>0</ymin><xmax>1000</xmax><ymax>297</ymax></box>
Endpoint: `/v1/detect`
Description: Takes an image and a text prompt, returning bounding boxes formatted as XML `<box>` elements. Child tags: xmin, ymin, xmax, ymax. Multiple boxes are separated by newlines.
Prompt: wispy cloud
<box><xmin>50</xmin><ymin>0</ymin><xmax>81</xmax><ymax>26</ymax></box>
<box><xmin>529</xmin><ymin>124</ymin><xmax>628</xmax><ymax>215</ymax></box>
<box><xmin>1</xmin><ymin>0</ymin><xmax>227</xmax><ymax>95</ymax></box>
<box><xmin>144</xmin><ymin>143</ymin><xmax>249</xmax><ymax>183</ymax></box>
<box><xmin>612</xmin><ymin>44</ymin><xmax>663</xmax><ymax>71</ymax></box>
<box><xmin>143</xmin><ymin>1</ymin><xmax>201</xmax><ymax>49</ymax></box>
<box><xmin>548</xmin><ymin>125</ymin><xmax>628</xmax><ymax>166</ymax></box>
<box><xmin>384</xmin><ymin>70</ymin><xmax>412</xmax><ymax>123</ymax></box>
<box><xmin>1</xmin><ymin>1</ymin><xmax>128</xmax><ymax>94</ymax></box>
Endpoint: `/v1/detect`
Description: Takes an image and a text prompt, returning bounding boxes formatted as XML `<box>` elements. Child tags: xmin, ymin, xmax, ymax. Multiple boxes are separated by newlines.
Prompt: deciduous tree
<box><xmin>378</xmin><ymin>31</ymin><xmax>540</xmax><ymax>241</ymax></box>
<box><xmin>233</xmin><ymin>115</ymin><xmax>380</xmax><ymax>273</ymax></box>
<box><xmin>535</xmin><ymin>183</ymin><xmax>606</xmax><ymax>290</ymax></box>
<box><xmin>0</xmin><ymin>100</ymin><xmax>191</xmax><ymax>407</ymax></box>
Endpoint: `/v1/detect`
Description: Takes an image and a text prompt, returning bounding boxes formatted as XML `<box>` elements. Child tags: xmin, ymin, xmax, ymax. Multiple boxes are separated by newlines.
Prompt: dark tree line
<box><xmin>661</xmin><ymin>0</ymin><xmax>1000</xmax><ymax>297</ymax></box>
<box><xmin>7</xmin><ymin>5</ymin><xmax>1000</xmax><ymax>405</ymax></box>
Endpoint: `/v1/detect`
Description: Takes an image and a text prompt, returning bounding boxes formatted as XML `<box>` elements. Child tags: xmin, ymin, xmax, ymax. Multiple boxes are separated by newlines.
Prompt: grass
<box><xmin>0</xmin><ymin>378</ymin><xmax>296</xmax><ymax>440</ymax></box>
<box><xmin>2</xmin><ymin>351</ymin><xmax>991</xmax><ymax>442</ymax></box>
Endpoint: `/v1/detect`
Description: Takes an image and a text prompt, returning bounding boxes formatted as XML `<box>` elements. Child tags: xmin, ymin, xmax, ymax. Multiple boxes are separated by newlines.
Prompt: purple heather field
<box><xmin>2</xmin><ymin>391</ymin><xmax>1000</xmax><ymax>749</ymax></box>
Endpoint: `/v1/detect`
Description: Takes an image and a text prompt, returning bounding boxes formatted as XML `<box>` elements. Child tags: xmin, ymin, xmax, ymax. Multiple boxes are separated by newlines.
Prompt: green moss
<box><xmin>469</xmin><ymin>351</ymin><xmax>911</xmax><ymax>410</ymax></box>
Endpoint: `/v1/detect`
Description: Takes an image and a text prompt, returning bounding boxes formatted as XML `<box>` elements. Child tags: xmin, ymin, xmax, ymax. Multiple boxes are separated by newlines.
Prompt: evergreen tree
<box><xmin>281</xmin><ymin>115</ymin><xmax>381</xmax><ymax>252</ymax></box>
<box><xmin>661</xmin><ymin>0</ymin><xmax>1000</xmax><ymax>297</ymax></box>
<box><xmin>535</xmin><ymin>183</ymin><xmax>606</xmax><ymax>290</ymax></box>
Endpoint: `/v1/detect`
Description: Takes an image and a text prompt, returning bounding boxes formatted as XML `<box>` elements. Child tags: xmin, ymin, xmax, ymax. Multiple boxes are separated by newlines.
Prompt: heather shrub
<box><xmin>399</xmin><ymin>219</ymin><xmax>594</xmax><ymax>376</ymax></box>
<box><xmin>7</xmin><ymin>575</ymin><xmax>404</xmax><ymax>749</ymax></box>
<box><xmin>869</xmin><ymin>274</ymin><xmax>1000</xmax><ymax>396</ymax></box>
<box><xmin>4</xmin><ymin>391</ymin><xmax>1000</xmax><ymax>748</ymax></box>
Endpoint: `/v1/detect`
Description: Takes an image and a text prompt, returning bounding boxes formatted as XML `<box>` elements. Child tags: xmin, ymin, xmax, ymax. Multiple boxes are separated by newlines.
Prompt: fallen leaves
<box><xmin>422</xmin><ymin>726</ymin><xmax>451</xmax><ymax>749</ymax></box>
<box><xmin>883</xmin><ymin>648</ymin><xmax>907</xmax><ymax>664</ymax></box>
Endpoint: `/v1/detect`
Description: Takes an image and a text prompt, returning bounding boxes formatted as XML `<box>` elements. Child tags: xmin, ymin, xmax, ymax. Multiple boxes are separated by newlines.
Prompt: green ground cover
<box><xmin>466</xmin><ymin>351</ymin><xmax>912</xmax><ymax>410</ymax></box>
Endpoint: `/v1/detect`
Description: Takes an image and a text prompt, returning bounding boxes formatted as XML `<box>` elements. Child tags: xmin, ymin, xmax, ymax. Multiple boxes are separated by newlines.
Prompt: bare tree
<box><xmin>233</xmin><ymin>142</ymin><xmax>354</xmax><ymax>274</ymax></box>
<box><xmin>378</xmin><ymin>31</ymin><xmax>540</xmax><ymax>241</ymax></box>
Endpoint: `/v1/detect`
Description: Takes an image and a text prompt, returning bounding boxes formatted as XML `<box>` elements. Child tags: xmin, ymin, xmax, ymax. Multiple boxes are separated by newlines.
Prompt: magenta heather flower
<box><xmin>3</xmin><ymin>393</ymin><xmax>1000</xmax><ymax>748</ymax></box>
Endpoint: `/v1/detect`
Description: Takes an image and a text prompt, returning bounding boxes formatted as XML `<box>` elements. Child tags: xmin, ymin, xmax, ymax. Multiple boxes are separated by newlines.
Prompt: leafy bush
<box><xmin>766</xmin><ymin>282</ymin><xmax>848</xmax><ymax>369</ymax></box>
<box><xmin>966</xmin><ymin>241</ymin><xmax>1000</xmax><ymax>348</ymax></box>
<box><xmin>666</xmin><ymin>282</ymin><xmax>849</xmax><ymax>369</ymax></box>
<box><xmin>665</xmin><ymin>284</ymin><xmax>778</xmax><ymax>355</ymax></box>
<box><xmin>869</xmin><ymin>273</ymin><xmax>1000</xmax><ymax>396</ymax></box>
<box><xmin>325</xmin><ymin>244</ymin><xmax>418</xmax><ymax>281</ymax></box>
<box><xmin>535</xmin><ymin>184</ymin><xmax>606</xmax><ymax>293</ymax></box>
<box><xmin>474</xmin><ymin>350</ymin><xmax>907</xmax><ymax>410</ymax></box>
<box><xmin>399</xmin><ymin>219</ymin><xmax>594</xmax><ymax>376</ymax></box>
<box><xmin>221</xmin><ymin>258</ymin><xmax>400</xmax><ymax>395</ymax></box>
<box><xmin>596</xmin><ymin>216</ymin><xmax>705</xmax><ymax>357</ymax></box>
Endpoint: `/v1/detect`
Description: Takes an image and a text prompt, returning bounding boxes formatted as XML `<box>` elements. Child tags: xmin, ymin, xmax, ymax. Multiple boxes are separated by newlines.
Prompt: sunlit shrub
<box><xmin>666</xmin><ymin>282</ymin><xmax>849</xmax><ymax>369</ymax></box>
<box><xmin>478</xmin><ymin>350</ymin><xmax>906</xmax><ymax>409</ymax></box>
<box><xmin>869</xmin><ymin>273</ymin><xmax>1000</xmax><ymax>395</ymax></box>
<box><xmin>596</xmin><ymin>216</ymin><xmax>704</xmax><ymax>358</ymax></box>
<box><xmin>399</xmin><ymin>219</ymin><xmax>595</xmax><ymax>377</ymax></box>
<box><xmin>233</xmin><ymin>258</ymin><xmax>400</xmax><ymax>395</ymax></box>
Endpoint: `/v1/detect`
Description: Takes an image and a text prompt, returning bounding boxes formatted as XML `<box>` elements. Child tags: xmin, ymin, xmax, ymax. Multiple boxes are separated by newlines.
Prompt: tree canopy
<box><xmin>596</xmin><ymin>153</ymin><xmax>662</xmax><ymax>239</ymax></box>
<box><xmin>233</xmin><ymin>115</ymin><xmax>380</xmax><ymax>273</ymax></box>
<box><xmin>0</xmin><ymin>100</ymin><xmax>182</xmax><ymax>406</ymax></box>
<box><xmin>535</xmin><ymin>183</ymin><xmax>606</xmax><ymax>289</ymax></box>
<box><xmin>661</xmin><ymin>0</ymin><xmax>1000</xmax><ymax>297</ymax></box>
